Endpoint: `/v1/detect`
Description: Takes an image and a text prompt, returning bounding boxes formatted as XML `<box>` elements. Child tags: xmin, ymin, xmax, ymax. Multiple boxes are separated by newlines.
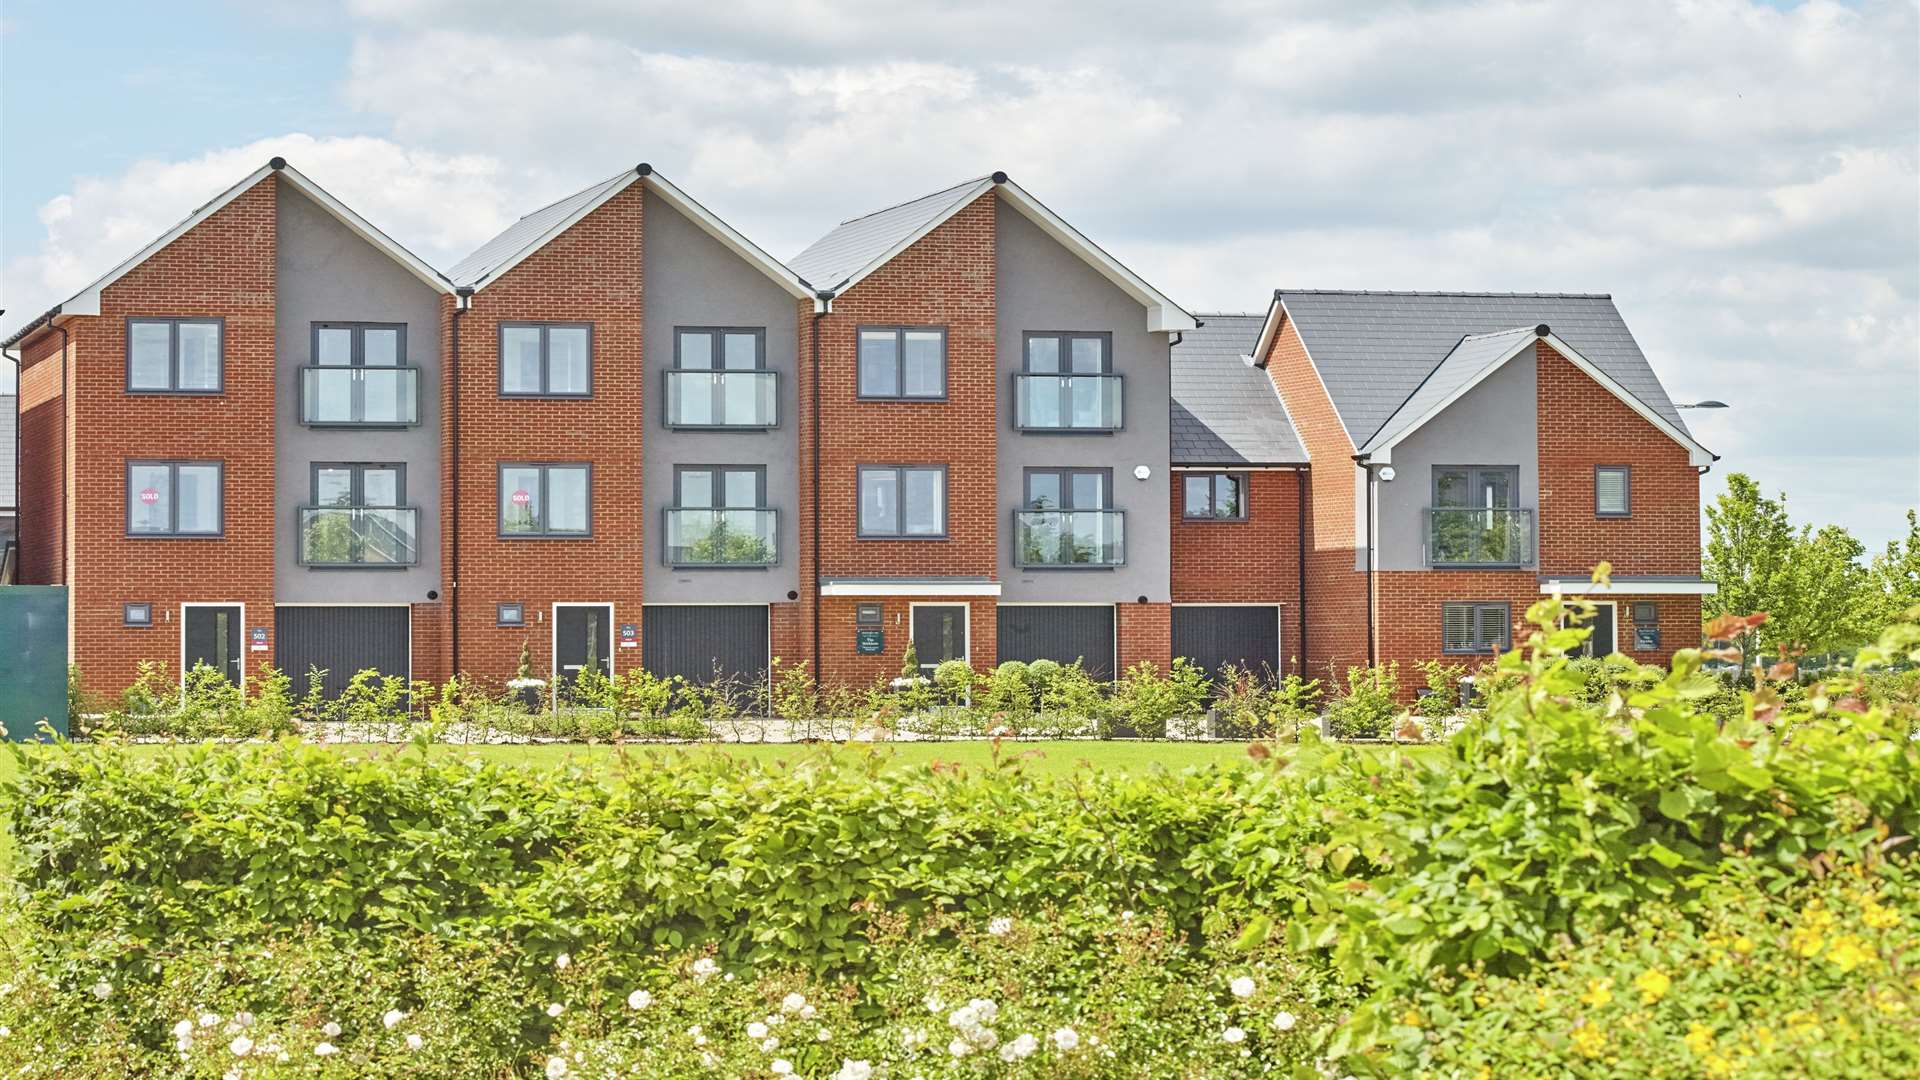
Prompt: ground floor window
<box><xmin>1442</xmin><ymin>602</ymin><xmax>1510</xmax><ymax>654</ymax></box>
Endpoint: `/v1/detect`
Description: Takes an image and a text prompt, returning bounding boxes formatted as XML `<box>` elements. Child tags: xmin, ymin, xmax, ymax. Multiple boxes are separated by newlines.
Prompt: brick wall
<box><xmin>14</xmin><ymin>330</ymin><xmax>67</xmax><ymax>587</ymax></box>
<box><xmin>1260</xmin><ymin>310</ymin><xmax>1366</xmax><ymax>673</ymax></box>
<box><xmin>445</xmin><ymin>183</ymin><xmax>645</xmax><ymax>686</ymax></box>
<box><xmin>1169</xmin><ymin>467</ymin><xmax>1306</xmax><ymax>665</ymax></box>
<box><xmin>1116</xmin><ymin>601</ymin><xmax>1172</xmax><ymax>671</ymax></box>
<box><xmin>68</xmin><ymin>177</ymin><xmax>280</xmax><ymax>695</ymax></box>
<box><xmin>1536</xmin><ymin>342</ymin><xmax>1701</xmax><ymax>576</ymax></box>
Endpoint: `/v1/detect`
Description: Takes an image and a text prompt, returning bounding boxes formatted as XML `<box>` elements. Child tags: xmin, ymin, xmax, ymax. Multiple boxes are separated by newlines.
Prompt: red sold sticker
<box><xmin>139</xmin><ymin>488</ymin><xmax>161</xmax><ymax>505</ymax></box>
<box><xmin>511</xmin><ymin>490</ymin><xmax>531</xmax><ymax>506</ymax></box>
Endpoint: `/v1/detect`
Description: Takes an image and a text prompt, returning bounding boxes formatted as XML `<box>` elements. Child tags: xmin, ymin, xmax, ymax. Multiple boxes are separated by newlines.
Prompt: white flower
<box><xmin>768</xmin><ymin>1012</ymin><xmax>786</xmax><ymax>1027</ymax></box>
<box><xmin>832</xmin><ymin>1060</ymin><xmax>874</xmax><ymax>1080</ymax></box>
<box><xmin>229</xmin><ymin>1035</ymin><xmax>254</xmax><ymax>1057</ymax></box>
<box><xmin>901</xmin><ymin>1028</ymin><xmax>928</xmax><ymax>1050</ymax></box>
<box><xmin>747</xmin><ymin>1021</ymin><xmax>770</xmax><ymax>1040</ymax></box>
<box><xmin>770</xmin><ymin>1060</ymin><xmax>793</xmax><ymax>1076</ymax></box>
<box><xmin>172</xmin><ymin>1020</ymin><xmax>195</xmax><ymax>1040</ymax></box>
<box><xmin>969</xmin><ymin>998</ymin><xmax>999</xmax><ymax>1024</ymax></box>
<box><xmin>760</xmin><ymin>1037</ymin><xmax>780</xmax><ymax>1052</ymax></box>
<box><xmin>988</xmin><ymin>917</ymin><xmax>1013</xmax><ymax>937</ymax></box>
<box><xmin>382</xmin><ymin>1009</ymin><xmax>406</xmax><ymax>1030</ymax></box>
<box><xmin>1050</xmin><ymin>1027</ymin><xmax>1080</xmax><ymax>1051</ymax></box>
<box><xmin>948</xmin><ymin>1036</ymin><xmax>974</xmax><ymax>1058</ymax></box>
<box><xmin>781</xmin><ymin>992</ymin><xmax>807</xmax><ymax>1014</ymax></box>
<box><xmin>1230</xmin><ymin>976</ymin><xmax>1256</xmax><ymax>999</ymax></box>
<box><xmin>554</xmin><ymin>953</ymin><xmax>571</xmax><ymax>970</ymax></box>
<box><xmin>200</xmin><ymin>1013</ymin><xmax>223</xmax><ymax>1029</ymax></box>
<box><xmin>948</xmin><ymin>1006</ymin><xmax>978</xmax><ymax>1030</ymax></box>
<box><xmin>923</xmin><ymin>994</ymin><xmax>944</xmax><ymax>1015</ymax></box>
<box><xmin>817</xmin><ymin>1028</ymin><xmax>832</xmax><ymax>1042</ymax></box>
<box><xmin>314</xmin><ymin>1042</ymin><xmax>338</xmax><ymax>1057</ymax></box>
<box><xmin>232</xmin><ymin>1012</ymin><xmax>255</xmax><ymax>1029</ymax></box>
<box><xmin>627</xmin><ymin>989</ymin><xmax>653</xmax><ymax>1010</ymax></box>
<box><xmin>1272</xmin><ymin>1010</ymin><xmax>1297</xmax><ymax>1032</ymax></box>
<box><xmin>799</xmin><ymin>1004</ymin><xmax>816</xmax><ymax>1020</ymax></box>
<box><xmin>322</xmin><ymin>1021</ymin><xmax>341</xmax><ymax>1038</ymax></box>
<box><xmin>1222</xmin><ymin>1026</ymin><xmax>1246</xmax><ymax>1044</ymax></box>
<box><xmin>1120</xmin><ymin>910</ymin><xmax>1135</xmax><ymax>922</ymax></box>
<box><xmin>691</xmin><ymin>958</ymin><xmax>719</xmax><ymax>979</ymax></box>
<box><xmin>90</xmin><ymin>981</ymin><xmax>112</xmax><ymax>1000</ymax></box>
<box><xmin>405</xmin><ymin>1033</ymin><xmax>424</xmax><ymax>1051</ymax></box>
<box><xmin>224</xmin><ymin>1070</ymin><xmax>241</xmax><ymax>1080</ymax></box>
<box><xmin>544</xmin><ymin>1056</ymin><xmax>569</xmax><ymax>1078</ymax></box>
<box><xmin>0</xmin><ymin>1025</ymin><xmax>9</xmax><ymax>1037</ymax></box>
<box><xmin>546</xmin><ymin>1003</ymin><xmax>565</xmax><ymax>1018</ymax></box>
<box><xmin>687</xmin><ymin>1025</ymin><xmax>703</xmax><ymax>1037</ymax></box>
<box><xmin>1000</xmin><ymin>1032</ymin><xmax>1038</xmax><ymax>1062</ymax></box>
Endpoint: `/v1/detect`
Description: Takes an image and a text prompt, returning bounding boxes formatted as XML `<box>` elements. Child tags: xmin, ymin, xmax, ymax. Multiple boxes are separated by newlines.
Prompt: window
<box><xmin>123</xmin><ymin>603</ymin><xmax>154</xmax><ymax>627</ymax></box>
<box><xmin>669</xmin><ymin>466</ymin><xmax>775</xmax><ymax>565</ymax></box>
<box><xmin>1017</xmin><ymin>332</ymin><xmax>1120</xmax><ymax>430</ymax></box>
<box><xmin>127</xmin><ymin>318</ymin><xmax>222</xmax><ymax>392</ymax></box>
<box><xmin>1442</xmin><ymin>602</ymin><xmax>1511</xmax><ymax>654</ymax></box>
<box><xmin>127</xmin><ymin>461</ymin><xmax>222</xmax><ymax>536</ymax></box>
<box><xmin>302</xmin><ymin>464</ymin><xmax>416</xmax><ymax>566</ymax></box>
<box><xmin>1020</xmin><ymin>469</ymin><xmax>1123</xmax><ymax>567</ymax></box>
<box><xmin>498</xmin><ymin>463</ymin><xmax>591</xmax><ymax>536</ymax></box>
<box><xmin>1434</xmin><ymin>466</ymin><xmax>1517</xmax><ymax>509</ymax></box>
<box><xmin>1026</xmin><ymin>468</ymin><xmax>1111</xmax><ymax>511</ymax></box>
<box><xmin>313</xmin><ymin>463</ymin><xmax>404</xmax><ymax>507</ymax></box>
<box><xmin>676</xmin><ymin>465</ymin><xmax>765</xmax><ymax>509</ymax></box>
<box><xmin>1429</xmin><ymin>466</ymin><xmax>1530</xmax><ymax>567</ymax></box>
<box><xmin>499</xmin><ymin>323</ymin><xmax>592</xmax><ymax>397</ymax></box>
<box><xmin>858</xmin><ymin>465</ymin><xmax>946</xmax><ymax>537</ymax></box>
<box><xmin>857</xmin><ymin>327</ymin><xmax>945</xmax><ymax>399</ymax></box>
<box><xmin>1595</xmin><ymin>465</ymin><xmax>1631</xmax><ymax>517</ymax></box>
<box><xmin>314</xmin><ymin>322</ymin><xmax>403</xmax><ymax>367</ymax></box>
<box><xmin>497</xmin><ymin>602</ymin><xmax>526</xmax><ymax>627</ymax></box>
<box><xmin>669</xmin><ymin>328</ymin><xmax>775</xmax><ymax>427</ymax></box>
<box><xmin>303</xmin><ymin>323</ymin><xmax>417</xmax><ymax>426</ymax></box>
<box><xmin>1182</xmin><ymin>472</ymin><xmax>1246</xmax><ymax>520</ymax></box>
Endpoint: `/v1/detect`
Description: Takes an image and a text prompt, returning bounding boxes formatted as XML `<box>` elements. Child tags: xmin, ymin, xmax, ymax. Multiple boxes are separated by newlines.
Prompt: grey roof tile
<box><xmin>1276</xmin><ymin>290</ymin><xmax>1688</xmax><ymax>444</ymax></box>
<box><xmin>1359</xmin><ymin>326</ymin><xmax>1538</xmax><ymax>453</ymax></box>
<box><xmin>787</xmin><ymin>177</ymin><xmax>990</xmax><ymax>291</ymax></box>
<box><xmin>1170</xmin><ymin>314</ymin><xmax>1307</xmax><ymax>466</ymax></box>
<box><xmin>447</xmin><ymin>172</ymin><xmax>631</xmax><ymax>288</ymax></box>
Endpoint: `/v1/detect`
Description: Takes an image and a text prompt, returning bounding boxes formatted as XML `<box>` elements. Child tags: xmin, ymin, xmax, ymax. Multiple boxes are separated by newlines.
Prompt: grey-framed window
<box><xmin>1024</xmin><ymin>332</ymin><xmax>1110</xmax><ymax>375</ymax></box>
<box><xmin>126</xmin><ymin>460</ymin><xmax>223</xmax><ymax>536</ymax></box>
<box><xmin>857</xmin><ymin>326</ymin><xmax>946</xmax><ymax>399</ymax></box>
<box><xmin>1434</xmin><ymin>465</ymin><xmax>1517</xmax><ymax>509</ymax></box>
<box><xmin>1442</xmin><ymin>602</ymin><xmax>1511</xmax><ymax>654</ymax></box>
<box><xmin>314</xmin><ymin>322</ymin><xmax>404</xmax><ymax>368</ymax></box>
<box><xmin>497</xmin><ymin>602</ymin><xmax>526</xmax><ymax>627</ymax></box>
<box><xmin>123</xmin><ymin>603</ymin><xmax>154</xmax><ymax>627</ymax></box>
<box><xmin>312</xmin><ymin>463</ymin><xmax>404</xmax><ymax>507</ymax></box>
<box><xmin>858</xmin><ymin>465</ymin><xmax>946</xmax><ymax>537</ymax></box>
<box><xmin>1025</xmin><ymin>468</ymin><xmax>1111</xmax><ymax>511</ymax></box>
<box><xmin>669</xmin><ymin>327</ymin><xmax>775</xmax><ymax>428</ymax></box>
<box><xmin>499</xmin><ymin>322</ymin><xmax>592</xmax><ymax>397</ymax></box>
<box><xmin>1182</xmin><ymin>472</ymin><xmax>1246</xmax><ymax>520</ymax></box>
<box><xmin>1595</xmin><ymin>465</ymin><xmax>1631</xmax><ymax>517</ymax></box>
<box><xmin>498</xmin><ymin>463</ymin><xmax>592</xmax><ymax>537</ymax></box>
<box><xmin>675</xmin><ymin>465</ymin><xmax>766</xmax><ymax>509</ymax></box>
<box><xmin>126</xmin><ymin>317</ymin><xmax>223</xmax><ymax>393</ymax></box>
<box><xmin>1017</xmin><ymin>331</ymin><xmax>1120</xmax><ymax>431</ymax></box>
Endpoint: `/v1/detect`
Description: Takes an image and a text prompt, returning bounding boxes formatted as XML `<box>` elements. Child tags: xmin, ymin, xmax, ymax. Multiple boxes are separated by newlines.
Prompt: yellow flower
<box><xmin>1784</xmin><ymin>1010</ymin><xmax>1819</xmax><ymax>1041</ymax></box>
<box><xmin>1731</xmin><ymin>936</ymin><xmax>1756</xmax><ymax>956</ymax></box>
<box><xmin>1570</xmin><ymin>1024</ymin><xmax>1606</xmax><ymax>1059</ymax></box>
<box><xmin>1703</xmin><ymin>1051</ymin><xmax>1736</xmax><ymax>1078</ymax></box>
<box><xmin>1749</xmin><ymin>1025</ymin><xmax>1777</xmax><ymax>1054</ymax></box>
<box><xmin>1684</xmin><ymin>1022</ymin><xmax>1716</xmax><ymax>1056</ymax></box>
<box><xmin>1862</xmin><ymin>900</ymin><xmax>1899</xmax><ymax>930</ymax></box>
<box><xmin>1399</xmin><ymin>1008</ymin><xmax>1422</xmax><ymax>1028</ymax></box>
<box><xmin>1634</xmin><ymin>969</ymin><xmax>1671</xmax><ymax>1005</ymax></box>
<box><xmin>1826</xmin><ymin>935</ymin><xmax>1872</xmax><ymax>973</ymax></box>
<box><xmin>1579</xmin><ymin>978</ymin><xmax>1615</xmax><ymax>1008</ymax></box>
<box><xmin>1788</xmin><ymin>924</ymin><xmax>1825</xmax><ymax>958</ymax></box>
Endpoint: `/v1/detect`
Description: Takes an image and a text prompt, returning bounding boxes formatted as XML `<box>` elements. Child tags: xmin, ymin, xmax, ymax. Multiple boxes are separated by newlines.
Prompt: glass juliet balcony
<box><xmin>1425</xmin><ymin>507</ymin><xmax>1534</xmax><ymax>567</ymax></box>
<box><xmin>298</xmin><ymin>507</ymin><xmax>420</xmax><ymax>566</ymax></box>
<box><xmin>300</xmin><ymin>366</ymin><xmax>420</xmax><ymax>426</ymax></box>
<box><xmin>665</xmin><ymin>508</ymin><xmax>778</xmax><ymax>566</ymax></box>
<box><xmin>1013</xmin><ymin>373</ymin><xmax>1122</xmax><ymax>431</ymax></box>
<box><xmin>665</xmin><ymin>370</ymin><xmax>778</xmax><ymax>428</ymax></box>
<box><xmin>1014</xmin><ymin>509</ymin><xmax>1126</xmax><ymax>567</ymax></box>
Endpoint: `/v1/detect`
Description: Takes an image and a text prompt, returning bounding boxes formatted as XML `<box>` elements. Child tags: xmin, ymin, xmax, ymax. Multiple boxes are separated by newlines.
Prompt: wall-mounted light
<box><xmin>1377</xmin><ymin>466</ymin><xmax>1397</xmax><ymax>482</ymax></box>
<box><xmin>1133</xmin><ymin>465</ymin><xmax>1151</xmax><ymax>481</ymax></box>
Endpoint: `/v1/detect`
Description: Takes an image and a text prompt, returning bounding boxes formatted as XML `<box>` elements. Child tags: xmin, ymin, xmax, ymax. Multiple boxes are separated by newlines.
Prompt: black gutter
<box><xmin>809</xmin><ymin>297</ymin><xmax>828</xmax><ymax>678</ymax></box>
<box><xmin>1354</xmin><ymin>454</ymin><xmax>1375</xmax><ymax>668</ymax></box>
<box><xmin>1296</xmin><ymin>466</ymin><xmax>1308</xmax><ymax>674</ymax></box>
<box><xmin>53</xmin><ymin>321</ymin><xmax>69</xmax><ymax>585</ymax></box>
<box><xmin>450</xmin><ymin>287</ymin><xmax>473</xmax><ymax>676</ymax></box>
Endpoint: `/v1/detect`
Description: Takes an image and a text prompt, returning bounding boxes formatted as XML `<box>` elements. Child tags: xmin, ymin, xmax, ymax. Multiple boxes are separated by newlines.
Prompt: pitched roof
<box><xmin>1268</xmin><ymin>290</ymin><xmax>1689</xmax><ymax>445</ymax></box>
<box><xmin>789</xmin><ymin>173</ymin><xmax>1196</xmax><ymax>332</ymax></box>
<box><xmin>1171</xmin><ymin>314</ymin><xmax>1307</xmax><ymax>466</ymax></box>
<box><xmin>446</xmin><ymin>166</ymin><xmax>813</xmax><ymax>299</ymax></box>
<box><xmin>1358</xmin><ymin>326</ymin><xmax>1540</xmax><ymax>454</ymax></box>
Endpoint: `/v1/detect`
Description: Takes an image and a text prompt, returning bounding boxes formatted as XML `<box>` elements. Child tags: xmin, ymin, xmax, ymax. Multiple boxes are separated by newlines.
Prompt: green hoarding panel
<box><xmin>0</xmin><ymin>586</ymin><xmax>69</xmax><ymax>741</ymax></box>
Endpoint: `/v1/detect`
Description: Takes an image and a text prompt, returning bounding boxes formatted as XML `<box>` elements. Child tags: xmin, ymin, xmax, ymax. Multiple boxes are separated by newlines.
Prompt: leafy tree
<box><xmin>1868</xmin><ymin>508</ymin><xmax>1920</xmax><ymax>621</ymax></box>
<box><xmin>1703</xmin><ymin>473</ymin><xmax>1793</xmax><ymax>656</ymax></box>
<box><xmin>1774</xmin><ymin>523</ymin><xmax>1872</xmax><ymax>655</ymax></box>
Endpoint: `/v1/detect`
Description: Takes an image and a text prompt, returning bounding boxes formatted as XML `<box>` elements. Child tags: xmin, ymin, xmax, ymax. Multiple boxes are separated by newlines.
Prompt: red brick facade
<box><xmin>14</xmin><ymin>329</ymin><xmax>68</xmax><ymax>589</ymax></box>
<box><xmin>1169</xmin><ymin>468</ymin><xmax>1306</xmax><ymax>667</ymax></box>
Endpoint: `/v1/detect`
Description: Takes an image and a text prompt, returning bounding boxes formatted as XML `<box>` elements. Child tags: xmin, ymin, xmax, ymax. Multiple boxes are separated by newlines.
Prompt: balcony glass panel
<box><xmin>300</xmin><ymin>366</ymin><xmax>420</xmax><ymax>425</ymax></box>
<box><xmin>666</xmin><ymin>508</ymin><xmax>778</xmax><ymax>566</ymax></box>
<box><xmin>1425</xmin><ymin>507</ymin><xmax>1533</xmax><ymax>567</ymax></box>
<box><xmin>1014</xmin><ymin>373</ymin><xmax>1121</xmax><ymax>431</ymax></box>
<box><xmin>299</xmin><ymin>507</ymin><xmax>419</xmax><ymax>566</ymax></box>
<box><xmin>666</xmin><ymin>370</ymin><xmax>777</xmax><ymax>428</ymax></box>
<box><xmin>1015</xmin><ymin>509</ymin><xmax>1125</xmax><ymax>567</ymax></box>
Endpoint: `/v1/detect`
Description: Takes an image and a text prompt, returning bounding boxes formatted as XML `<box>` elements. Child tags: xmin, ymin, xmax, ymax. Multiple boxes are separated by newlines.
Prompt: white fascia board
<box><xmin>468</xmin><ymin>172</ymin><xmax>641</xmax><ymax>293</ymax></box>
<box><xmin>1540</xmin><ymin>333</ymin><xmax>1717</xmax><ymax>467</ymax></box>
<box><xmin>60</xmin><ymin>165</ymin><xmax>278</xmax><ymax>317</ymax></box>
<box><xmin>279</xmin><ymin>166</ymin><xmax>454</xmax><ymax>294</ymax></box>
<box><xmin>1539</xmin><ymin>579</ymin><xmax>1719</xmax><ymax>596</ymax></box>
<box><xmin>819</xmin><ymin>580</ymin><xmax>1003</xmax><ymax>597</ymax></box>
<box><xmin>644</xmin><ymin>172</ymin><xmax>816</xmax><ymax>301</ymax></box>
<box><xmin>995</xmin><ymin>181</ymin><xmax>1197</xmax><ymax>333</ymax></box>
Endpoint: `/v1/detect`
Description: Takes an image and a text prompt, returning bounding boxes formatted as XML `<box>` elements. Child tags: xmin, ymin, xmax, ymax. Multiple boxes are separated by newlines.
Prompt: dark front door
<box><xmin>911</xmin><ymin>604</ymin><xmax>967</xmax><ymax>677</ymax></box>
<box><xmin>1173</xmin><ymin>606</ymin><xmax>1282</xmax><ymax>682</ymax></box>
<box><xmin>1572</xmin><ymin>604</ymin><xmax>1616</xmax><ymax>659</ymax></box>
<box><xmin>555</xmin><ymin>604</ymin><xmax>613</xmax><ymax>700</ymax></box>
<box><xmin>184</xmin><ymin>605</ymin><xmax>244</xmax><ymax>685</ymax></box>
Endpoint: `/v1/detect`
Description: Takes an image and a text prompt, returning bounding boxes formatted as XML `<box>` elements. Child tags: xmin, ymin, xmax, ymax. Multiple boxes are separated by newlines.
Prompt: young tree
<box><xmin>1868</xmin><ymin>509</ymin><xmax>1920</xmax><ymax>622</ymax></box>
<box><xmin>1773</xmin><ymin>523</ymin><xmax>1872</xmax><ymax>656</ymax></box>
<box><xmin>1703</xmin><ymin>473</ymin><xmax>1794</xmax><ymax>656</ymax></box>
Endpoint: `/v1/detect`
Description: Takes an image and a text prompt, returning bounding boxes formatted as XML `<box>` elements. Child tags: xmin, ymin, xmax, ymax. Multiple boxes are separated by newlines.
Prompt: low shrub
<box><xmin>1105</xmin><ymin>659</ymin><xmax>1209</xmax><ymax>739</ymax></box>
<box><xmin>1412</xmin><ymin>658</ymin><xmax>1467</xmax><ymax>718</ymax></box>
<box><xmin>1323</xmin><ymin>662</ymin><xmax>1401</xmax><ymax>739</ymax></box>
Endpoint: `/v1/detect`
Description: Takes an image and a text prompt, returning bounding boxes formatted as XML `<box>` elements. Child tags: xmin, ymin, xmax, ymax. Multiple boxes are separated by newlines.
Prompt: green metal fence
<box><xmin>0</xmin><ymin>586</ymin><xmax>69</xmax><ymax>741</ymax></box>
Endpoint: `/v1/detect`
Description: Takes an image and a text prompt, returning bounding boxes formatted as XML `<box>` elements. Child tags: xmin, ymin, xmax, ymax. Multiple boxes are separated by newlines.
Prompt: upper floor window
<box><xmin>858</xmin><ymin>465</ymin><xmax>945</xmax><ymax>537</ymax></box>
<box><xmin>667</xmin><ymin>465</ymin><xmax>776</xmax><ymax>566</ymax></box>
<box><xmin>1026</xmin><ymin>468</ymin><xmax>1110</xmax><ymax>511</ymax></box>
<box><xmin>314</xmin><ymin>463</ymin><xmax>404</xmax><ymax>507</ymax></box>
<box><xmin>1429</xmin><ymin>465</ymin><xmax>1531</xmax><ymax>567</ymax></box>
<box><xmin>127</xmin><ymin>460</ymin><xmax>222</xmax><ymax>536</ymax></box>
<box><xmin>1016</xmin><ymin>332</ymin><xmax>1120</xmax><ymax>431</ymax></box>
<box><xmin>1182</xmin><ymin>472</ymin><xmax>1246</xmax><ymax>520</ymax></box>
<box><xmin>668</xmin><ymin>328</ymin><xmax>775</xmax><ymax>428</ymax></box>
<box><xmin>127</xmin><ymin>318</ymin><xmax>222</xmax><ymax>393</ymax></box>
<box><xmin>1595</xmin><ymin>465</ymin><xmax>1631</xmax><ymax>517</ymax></box>
<box><xmin>500</xmin><ymin>323</ymin><xmax>591</xmax><ymax>397</ymax></box>
<box><xmin>303</xmin><ymin>322</ymin><xmax>418</xmax><ymax>426</ymax></box>
<box><xmin>857</xmin><ymin>327</ymin><xmax>945</xmax><ymax>399</ymax></box>
<box><xmin>1019</xmin><ymin>468</ymin><xmax>1122</xmax><ymax>567</ymax></box>
<box><xmin>302</xmin><ymin>463</ymin><xmax>416</xmax><ymax>567</ymax></box>
<box><xmin>1442</xmin><ymin>602</ymin><xmax>1510</xmax><ymax>654</ymax></box>
<box><xmin>499</xmin><ymin>463</ymin><xmax>591</xmax><ymax>537</ymax></box>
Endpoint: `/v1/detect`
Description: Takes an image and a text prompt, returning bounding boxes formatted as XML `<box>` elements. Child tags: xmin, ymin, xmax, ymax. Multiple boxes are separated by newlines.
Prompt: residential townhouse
<box><xmin>3</xmin><ymin>161</ymin><xmax>1716</xmax><ymax>703</ymax></box>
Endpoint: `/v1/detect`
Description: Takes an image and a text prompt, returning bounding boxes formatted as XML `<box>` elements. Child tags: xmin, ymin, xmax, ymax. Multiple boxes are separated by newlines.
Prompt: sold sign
<box><xmin>139</xmin><ymin>488</ymin><xmax>161</xmax><ymax>505</ymax></box>
<box><xmin>511</xmin><ymin>490</ymin><xmax>531</xmax><ymax>506</ymax></box>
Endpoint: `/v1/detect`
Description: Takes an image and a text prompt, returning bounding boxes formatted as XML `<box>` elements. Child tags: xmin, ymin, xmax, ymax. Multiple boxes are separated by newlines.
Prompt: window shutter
<box><xmin>1596</xmin><ymin>467</ymin><xmax>1629</xmax><ymax>515</ymax></box>
<box><xmin>1475</xmin><ymin>605</ymin><xmax>1510</xmax><ymax>651</ymax></box>
<box><xmin>1442</xmin><ymin>605</ymin><xmax>1474</xmax><ymax>652</ymax></box>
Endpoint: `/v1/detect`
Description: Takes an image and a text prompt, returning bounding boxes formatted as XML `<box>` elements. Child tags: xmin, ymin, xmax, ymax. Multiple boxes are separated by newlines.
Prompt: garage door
<box><xmin>275</xmin><ymin>606</ymin><xmax>411</xmax><ymax>699</ymax></box>
<box><xmin>642</xmin><ymin>605</ymin><xmax>769</xmax><ymax>685</ymax></box>
<box><xmin>996</xmin><ymin>605</ymin><xmax>1115</xmax><ymax>679</ymax></box>
<box><xmin>1173</xmin><ymin>606</ymin><xmax>1281</xmax><ymax>682</ymax></box>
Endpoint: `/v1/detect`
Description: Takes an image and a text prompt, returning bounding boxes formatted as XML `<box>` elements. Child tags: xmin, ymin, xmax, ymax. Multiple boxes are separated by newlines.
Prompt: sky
<box><xmin>1</xmin><ymin>0</ymin><xmax>1916</xmax><ymax>550</ymax></box>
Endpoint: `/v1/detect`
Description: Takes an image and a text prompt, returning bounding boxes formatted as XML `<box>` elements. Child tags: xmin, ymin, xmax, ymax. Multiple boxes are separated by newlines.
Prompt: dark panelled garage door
<box><xmin>1173</xmin><ymin>606</ymin><xmax>1281</xmax><ymax>682</ymax></box>
<box><xmin>996</xmin><ymin>605</ymin><xmax>1116</xmax><ymax>679</ymax></box>
<box><xmin>275</xmin><ymin>606</ymin><xmax>411</xmax><ymax>699</ymax></box>
<box><xmin>643</xmin><ymin>605</ymin><xmax>770</xmax><ymax>685</ymax></box>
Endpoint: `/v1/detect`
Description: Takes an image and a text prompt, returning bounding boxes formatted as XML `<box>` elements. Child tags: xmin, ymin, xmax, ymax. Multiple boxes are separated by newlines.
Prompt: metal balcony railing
<box><xmin>1013</xmin><ymin>373</ymin><xmax>1123</xmax><ymax>431</ymax></box>
<box><xmin>298</xmin><ymin>506</ymin><xmax>420</xmax><ymax>566</ymax></box>
<box><xmin>665</xmin><ymin>508</ymin><xmax>778</xmax><ymax>566</ymax></box>
<box><xmin>1014</xmin><ymin>509</ymin><xmax>1126</xmax><ymax>567</ymax></box>
<box><xmin>1425</xmin><ymin>507</ymin><xmax>1534</xmax><ymax>567</ymax></box>
<box><xmin>300</xmin><ymin>366</ymin><xmax>421</xmax><ymax>426</ymax></box>
<box><xmin>665</xmin><ymin>370</ymin><xmax>778</xmax><ymax>428</ymax></box>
